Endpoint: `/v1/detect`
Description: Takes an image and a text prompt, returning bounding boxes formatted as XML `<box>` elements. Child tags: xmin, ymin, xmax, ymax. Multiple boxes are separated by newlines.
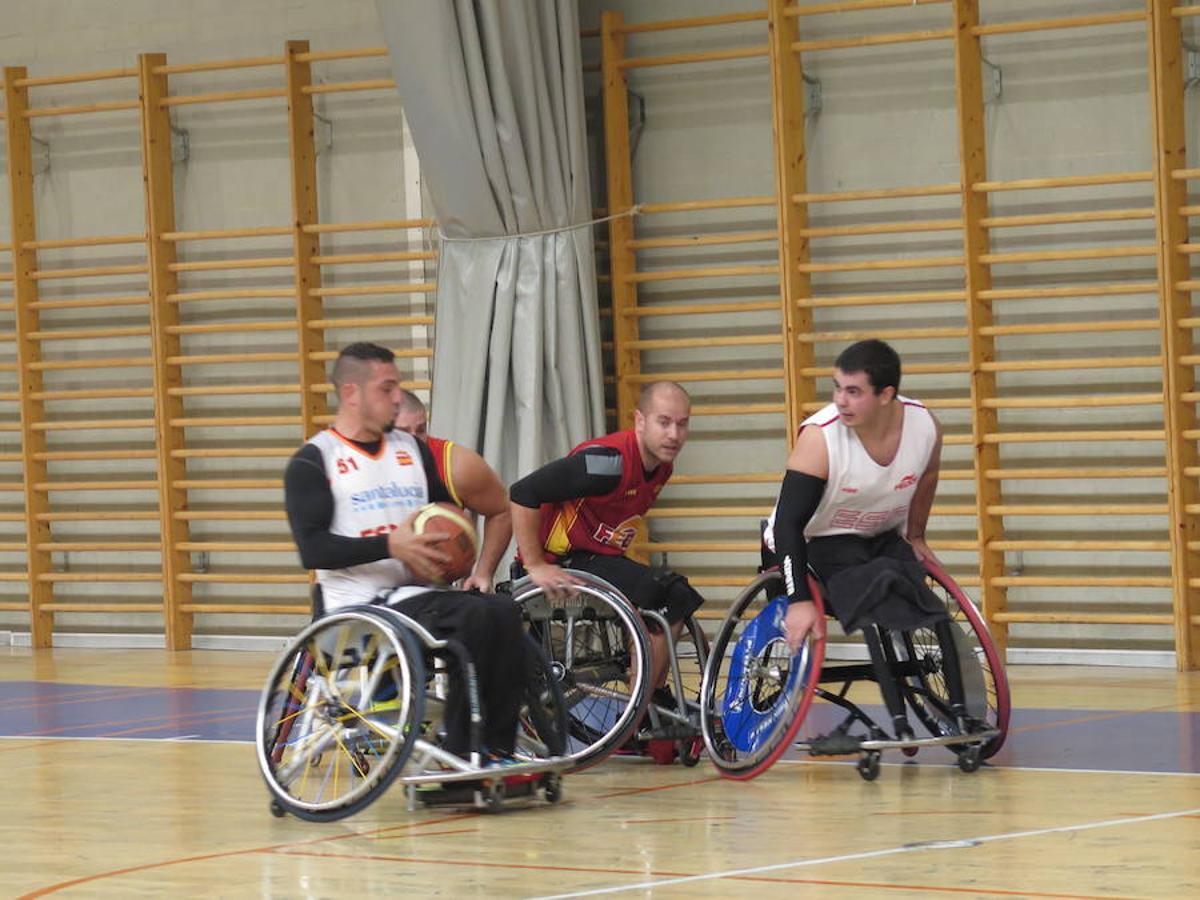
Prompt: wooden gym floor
<box><xmin>1</xmin><ymin>646</ymin><xmax>1197</xmax><ymax>898</ymax></box>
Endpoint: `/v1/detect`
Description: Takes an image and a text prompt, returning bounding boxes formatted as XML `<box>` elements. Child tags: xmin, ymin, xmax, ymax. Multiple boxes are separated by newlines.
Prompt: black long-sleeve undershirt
<box><xmin>509</xmin><ymin>446</ymin><xmax>626</xmax><ymax>508</ymax></box>
<box><xmin>284</xmin><ymin>433</ymin><xmax>451</xmax><ymax>571</ymax></box>
<box><xmin>773</xmin><ymin>470</ymin><xmax>827</xmax><ymax>604</ymax></box>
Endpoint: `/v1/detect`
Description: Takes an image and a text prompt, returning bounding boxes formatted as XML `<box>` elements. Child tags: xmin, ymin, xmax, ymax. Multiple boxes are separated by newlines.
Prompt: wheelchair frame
<box><xmin>700</xmin><ymin>562</ymin><xmax>1010</xmax><ymax>782</ymax></box>
<box><xmin>255</xmin><ymin>601</ymin><xmax>571</xmax><ymax>822</ymax></box>
<box><xmin>509</xmin><ymin>569</ymin><xmax>708</xmax><ymax>771</ymax></box>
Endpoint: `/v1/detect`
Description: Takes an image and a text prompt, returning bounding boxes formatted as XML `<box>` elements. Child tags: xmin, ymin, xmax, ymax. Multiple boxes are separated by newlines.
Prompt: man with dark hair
<box><xmin>394</xmin><ymin>390</ymin><xmax>513</xmax><ymax>592</ymax></box>
<box><xmin>283</xmin><ymin>341</ymin><xmax>525</xmax><ymax>760</ymax></box>
<box><xmin>509</xmin><ymin>380</ymin><xmax>704</xmax><ymax>696</ymax></box>
<box><xmin>764</xmin><ymin>339</ymin><xmax>972</xmax><ymax>737</ymax></box>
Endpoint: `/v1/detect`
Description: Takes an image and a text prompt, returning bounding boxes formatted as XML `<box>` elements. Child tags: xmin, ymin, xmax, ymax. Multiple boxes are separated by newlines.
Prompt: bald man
<box><xmin>509</xmin><ymin>381</ymin><xmax>704</xmax><ymax>698</ymax></box>
<box><xmin>394</xmin><ymin>390</ymin><xmax>512</xmax><ymax>593</ymax></box>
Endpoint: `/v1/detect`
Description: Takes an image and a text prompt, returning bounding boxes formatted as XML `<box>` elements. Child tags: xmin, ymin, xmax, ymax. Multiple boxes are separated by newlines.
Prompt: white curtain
<box><xmin>375</xmin><ymin>0</ymin><xmax>605</xmax><ymax>483</ymax></box>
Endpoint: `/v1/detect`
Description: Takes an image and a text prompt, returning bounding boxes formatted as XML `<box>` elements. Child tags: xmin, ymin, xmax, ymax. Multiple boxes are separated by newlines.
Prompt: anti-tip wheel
<box><xmin>269</xmin><ymin>800</ymin><xmax>286</xmax><ymax>819</ymax></box>
<box><xmin>957</xmin><ymin>745</ymin><xmax>981</xmax><ymax>773</ymax></box>
<box><xmin>857</xmin><ymin>752</ymin><xmax>881</xmax><ymax>782</ymax></box>
<box><xmin>541</xmin><ymin>774</ymin><xmax>563</xmax><ymax>804</ymax></box>
<box><xmin>678</xmin><ymin>736</ymin><xmax>703</xmax><ymax>767</ymax></box>
<box><xmin>484</xmin><ymin>781</ymin><xmax>507</xmax><ymax>809</ymax></box>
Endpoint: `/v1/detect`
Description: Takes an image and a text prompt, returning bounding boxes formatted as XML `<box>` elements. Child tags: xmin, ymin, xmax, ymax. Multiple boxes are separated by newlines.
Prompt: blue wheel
<box><xmin>700</xmin><ymin>571</ymin><xmax>825</xmax><ymax>780</ymax></box>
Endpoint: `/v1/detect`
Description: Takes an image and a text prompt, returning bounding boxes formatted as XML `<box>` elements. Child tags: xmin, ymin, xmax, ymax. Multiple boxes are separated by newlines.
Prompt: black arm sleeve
<box><xmin>509</xmin><ymin>447</ymin><xmax>624</xmax><ymax>508</ymax></box>
<box><xmin>773</xmin><ymin>470</ymin><xmax>827</xmax><ymax>604</ymax></box>
<box><xmin>284</xmin><ymin>444</ymin><xmax>390</xmax><ymax>570</ymax></box>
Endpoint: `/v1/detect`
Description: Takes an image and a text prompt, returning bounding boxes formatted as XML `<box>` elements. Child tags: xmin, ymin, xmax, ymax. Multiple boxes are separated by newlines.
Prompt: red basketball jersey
<box><xmin>538</xmin><ymin>429</ymin><xmax>672</xmax><ymax>560</ymax></box>
<box><xmin>426</xmin><ymin>436</ymin><xmax>463</xmax><ymax>508</ymax></box>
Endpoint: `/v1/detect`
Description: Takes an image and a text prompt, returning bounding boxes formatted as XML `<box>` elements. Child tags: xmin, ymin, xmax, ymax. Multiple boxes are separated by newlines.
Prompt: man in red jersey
<box><xmin>394</xmin><ymin>390</ymin><xmax>513</xmax><ymax>593</ymax></box>
<box><xmin>509</xmin><ymin>381</ymin><xmax>703</xmax><ymax>694</ymax></box>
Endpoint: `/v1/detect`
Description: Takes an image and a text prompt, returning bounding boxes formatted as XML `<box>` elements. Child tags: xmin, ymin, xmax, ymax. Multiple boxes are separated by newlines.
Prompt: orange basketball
<box><xmin>412</xmin><ymin>502</ymin><xmax>479</xmax><ymax>585</ymax></box>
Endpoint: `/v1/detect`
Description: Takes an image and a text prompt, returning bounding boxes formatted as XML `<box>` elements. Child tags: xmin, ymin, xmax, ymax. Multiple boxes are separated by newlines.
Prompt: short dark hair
<box><xmin>331</xmin><ymin>342</ymin><xmax>396</xmax><ymax>392</ymax></box>
<box><xmin>834</xmin><ymin>339</ymin><xmax>901</xmax><ymax>394</ymax></box>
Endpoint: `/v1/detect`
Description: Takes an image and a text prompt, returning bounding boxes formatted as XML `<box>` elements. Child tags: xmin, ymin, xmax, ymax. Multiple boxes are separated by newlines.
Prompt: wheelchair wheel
<box><xmin>700</xmin><ymin>570</ymin><xmax>825</xmax><ymax>780</ymax></box>
<box><xmin>513</xmin><ymin>570</ymin><xmax>653</xmax><ymax>772</ymax></box>
<box><xmin>516</xmin><ymin>634</ymin><xmax>570</xmax><ymax>759</ymax></box>
<box><xmin>894</xmin><ymin>563</ymin><xmax>1010</xmax><ymax>759</ymax></box>
<box><xmin>256</xmin><ymin>608</ymin><xmax>425</xmax><ymax>822</ymax></box>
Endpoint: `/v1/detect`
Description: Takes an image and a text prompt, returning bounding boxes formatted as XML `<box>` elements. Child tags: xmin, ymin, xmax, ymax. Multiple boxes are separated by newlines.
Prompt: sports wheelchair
<box><xmin>507</xmin><ymin>569</ymin><xmax>709</xmax><ymax>771</ymax></box>
<box><xmin>700</xmin><ymin>560</ymin><xmax>1009</xmax><ymax>781</ymax></box>
<box><xmin>255</xmin><ymin>598</ymin><xmax>571</xmax><ymax>822</ymax></box>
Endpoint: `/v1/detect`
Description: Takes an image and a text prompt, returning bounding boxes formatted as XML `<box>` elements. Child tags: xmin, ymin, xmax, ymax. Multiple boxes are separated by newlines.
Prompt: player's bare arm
<box><xmin>905</xmin><ymin>412</ymin><xmax>943</xmax><ymax>567</ymax></box>
<box><xmin>451</xmin><ymin>444</ymin><xmax>513</xmax><ymax>592</ymax></box>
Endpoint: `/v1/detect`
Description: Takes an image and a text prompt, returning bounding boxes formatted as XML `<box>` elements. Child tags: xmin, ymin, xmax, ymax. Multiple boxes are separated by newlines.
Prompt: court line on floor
<box><xmin>271</xmin><ymin>847</ymin><xmax>1134</xmax><ymax>900</ymax></box>
<box><xmin>774</xmin><ymin>758</ymin><xmax>1200</xmax><ymax>778</ymax></box>
<box><xmin>527</xmin><ymin>805</ymin><xmax>1200</xmax><ymax>899</ymax></box>
<box><xmin>0</xmin><ymin>732</ymin><xmax>1196</xmax><ymax>779</ymax></box>
<box><xmin>17</xmin><ymin>813</ymin><xmax>480</xmax><ymax>899</ymax></box>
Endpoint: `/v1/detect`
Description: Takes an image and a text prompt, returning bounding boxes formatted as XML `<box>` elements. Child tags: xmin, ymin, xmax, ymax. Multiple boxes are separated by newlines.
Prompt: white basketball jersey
<box><xmin>309</xmin><ymin>428</ymin><xmax>432</xmax><ymax>610</ymax></box>
<box><xmin>764</xmin><ymin>397</ymin><xmax>937</xmax><ymax>550</ymax></box>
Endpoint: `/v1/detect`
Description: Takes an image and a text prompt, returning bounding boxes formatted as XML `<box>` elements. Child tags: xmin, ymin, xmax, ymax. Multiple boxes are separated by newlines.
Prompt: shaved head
<box><xmin>398</xmin><ymin>389</ymin><xmax>426</xmax><ymax>416</ymax></box>
<box><xmin>638</xmin><ymin>380</ymin><xmax>690</xmax><ymax>414</ymax></box>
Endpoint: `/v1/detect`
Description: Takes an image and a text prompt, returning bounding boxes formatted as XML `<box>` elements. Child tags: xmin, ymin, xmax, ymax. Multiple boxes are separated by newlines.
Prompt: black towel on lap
<box><xmin>808</xmin><ymin>530</ymin><xmax>949</xmax><ymax>634</ymax></box>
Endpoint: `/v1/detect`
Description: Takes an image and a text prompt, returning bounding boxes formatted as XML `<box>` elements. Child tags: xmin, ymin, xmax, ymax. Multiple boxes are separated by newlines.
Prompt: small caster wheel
<box><xmin>901</xmin><ymin>745</ymin><xmax>919</xmax><ymax>758</ymax></box>
<box><xmin>484</xmin><ymin>781</ymin><xmax>506</xmax><ymax>809</ymax></box>
<box><xmin>857</xmin><ymin>752</ymin><xmax>881</xmax><ymax>782</ymax></box>
<box><xmin>678</xmin><ymin>736</ymin><xmax>703</xmax><ymax>768</ymax></box>
<box><xmin>958</xmin><ymin>746</ymin><xmax>981</xmax><ymax>773</ymax></box>
<box><xmin>269</xmin><ymin>800</ymin><xmax>286</xmax><ymax>818</ymax></box>
<box><xmin>542</xmin><ymin>774</ymin><xmax>563</xmax><ymax>804</ymax></box>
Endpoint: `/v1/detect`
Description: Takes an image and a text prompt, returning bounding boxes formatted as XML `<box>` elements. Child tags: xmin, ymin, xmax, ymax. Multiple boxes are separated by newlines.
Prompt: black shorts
<box><xmin>562</xmin><ymin>551</ymin><xmax>704</xmax><ymax>626</ymax></box>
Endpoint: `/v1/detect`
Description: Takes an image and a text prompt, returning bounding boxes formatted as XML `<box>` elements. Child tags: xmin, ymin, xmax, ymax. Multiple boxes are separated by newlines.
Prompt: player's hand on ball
<box><xmin>388</xmin><ymin>517</ymin><xmax>451</xmax><ymax>583</ymax></box>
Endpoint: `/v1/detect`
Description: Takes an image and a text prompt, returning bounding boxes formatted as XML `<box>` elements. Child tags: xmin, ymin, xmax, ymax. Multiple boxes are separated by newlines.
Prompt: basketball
<box><xmin>411</xmin><ymin>502</ymin><xmax>479</xmax><ymax>584</ymax></box>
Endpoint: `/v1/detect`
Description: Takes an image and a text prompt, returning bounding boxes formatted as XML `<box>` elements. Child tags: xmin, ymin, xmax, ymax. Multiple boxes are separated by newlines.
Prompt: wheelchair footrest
<box><xmin>807</xmin><ymin>732</ymin><xmax>864</xmax><ymax>756</ymax></box>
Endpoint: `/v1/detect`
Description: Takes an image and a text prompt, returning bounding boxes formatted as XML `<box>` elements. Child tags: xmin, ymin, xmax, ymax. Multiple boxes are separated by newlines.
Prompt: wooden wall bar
<box><xmin>0</xmin><ymin>45</ymin><xmax>433</xmax><ymax>647</ymax></box>
<box><xmin>600</xmin><ymin>1</ymin><xmax>1198</xmax><ymax>667</ymax></box>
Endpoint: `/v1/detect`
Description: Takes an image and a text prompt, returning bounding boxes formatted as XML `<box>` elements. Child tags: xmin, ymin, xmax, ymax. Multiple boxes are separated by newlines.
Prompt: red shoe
<box><xmin>645</xmin><ymin>738</ymin><xmax>678</xmax><ymax>765</ymax></box>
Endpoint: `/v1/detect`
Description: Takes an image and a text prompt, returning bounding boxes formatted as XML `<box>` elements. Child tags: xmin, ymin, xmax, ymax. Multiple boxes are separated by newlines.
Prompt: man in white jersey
<box><xmin>764</xmin><ymin>339</ymin><xmax>971</xmax><ymax>736</ymax></box>
<box><xmin>283</xmin><ymin>342</ymin><xmax>526</xmax><ymax>761</ymax></box>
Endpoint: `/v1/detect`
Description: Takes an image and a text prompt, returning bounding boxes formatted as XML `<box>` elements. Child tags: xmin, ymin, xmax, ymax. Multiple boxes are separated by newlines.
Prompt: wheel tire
<box><xmin>485</xmin><ymin>781</ymin><xmax>506</xmax><ymax>809</ymax></box>
<box><xmin>514</xmin><ymin>571</ymin><xmax>653</xmax><ymax>773</ymax></box>
<box><xmin>895</xmin><ymin>564</ymin><xmax>1011</xmax><ymax>761</ymax></box>
<box><xmin>678</xmin><ymin>736</ymin><xmax>703</xmax><ymax>767</ymax></box>
<box><xmin>958</xmin><ymin>745</ymin><xmax>981</xmax><ymax>773</ymax></box>
<box><xmin>857</xmin><ymin>752</ymin><xmax>881</xmax><ymax>782</ymax></box>
<box><xmin>542</xmin><ymin>773</ymin><xmax>563</xmax><ymax>804</ymax></box>
<box><xmin>256</xmin><ymin>609</ymin><xmax>426</xmax><ymax>823</ymax></box>
<box><xmin>700</xmin><ymin>570</ymin><xmax>826</xmax><ymax>781</ymax></box>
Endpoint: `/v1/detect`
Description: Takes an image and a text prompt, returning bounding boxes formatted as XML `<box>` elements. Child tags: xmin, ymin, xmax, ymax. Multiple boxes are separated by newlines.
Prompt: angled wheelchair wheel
<box><xmin>894</xmin><ymin>563</ymin><xmax>1010</xmax><ymax>759</ymax></box>
<box><xmin>700</xmin><ymin>570</ymin><xmax>825</xmax><ymax>780</ymax></box>
<box><xmin>516</xmin><ymin>634</ymin><xmax>570</xmax><ymax>760</ymax></box>
<box><xmin>513</xmin><ymin>570</ymin><xmax>653</xmax><ymax>772</ymax></box>
<box><xmin>256</xmin><ymin>608</ymin><xmax>425</xmax><ymax>822</ymax></box>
